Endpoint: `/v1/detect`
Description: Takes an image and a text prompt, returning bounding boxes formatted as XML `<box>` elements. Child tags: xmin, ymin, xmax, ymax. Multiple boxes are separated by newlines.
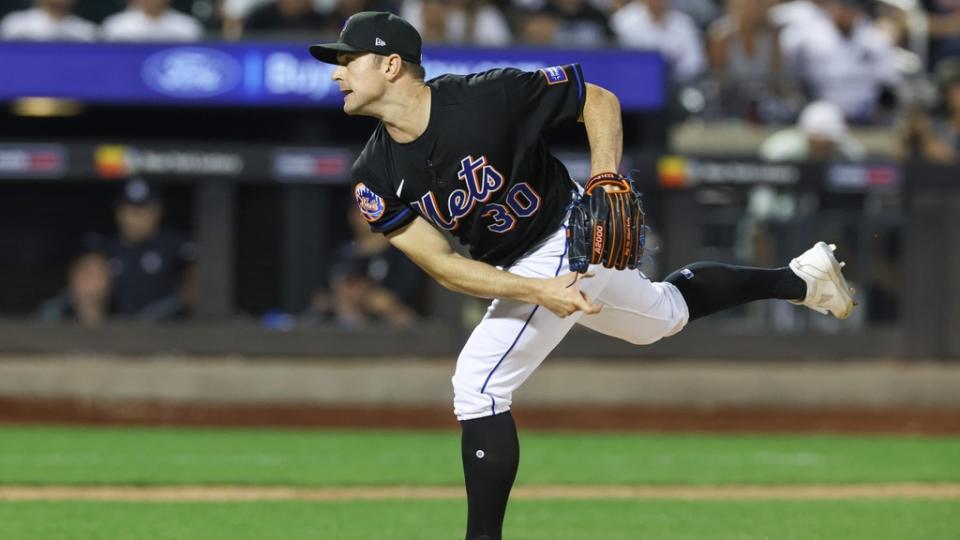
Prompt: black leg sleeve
<box><xmin>460</xmin><ymin>411</ymin><xmax>520</xmax><ymax>540</ymax></box>
<box><xmin>665</xmin><ymin>262</ymin><xmax>807</xmax><ymax>321</ymax></box>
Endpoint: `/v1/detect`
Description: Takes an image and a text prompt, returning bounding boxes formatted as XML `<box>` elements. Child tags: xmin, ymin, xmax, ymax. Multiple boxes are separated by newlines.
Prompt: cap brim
<box><xmin>309</xmin><ymin>42</ymin><xmax>365</xmax><ymax>64</ymax></box>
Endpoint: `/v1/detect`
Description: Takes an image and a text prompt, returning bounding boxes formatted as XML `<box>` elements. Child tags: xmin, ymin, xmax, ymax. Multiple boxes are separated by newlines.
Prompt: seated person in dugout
<box><xmin>36</xmin><ymin>250</ymin><xmax>114</xmax><ymax>326</ymax></box>
<box><xmin>86</xmin><ymin>178</ymin><xmax>197</xmax><ymax>322</ymax></box>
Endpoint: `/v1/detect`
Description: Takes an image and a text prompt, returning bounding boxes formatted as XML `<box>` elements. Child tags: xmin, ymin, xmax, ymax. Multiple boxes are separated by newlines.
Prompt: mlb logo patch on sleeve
<box><xmin>540</xmin><ymin>66</ymin><xmax>568</xmax><ymax>85</ymax></box>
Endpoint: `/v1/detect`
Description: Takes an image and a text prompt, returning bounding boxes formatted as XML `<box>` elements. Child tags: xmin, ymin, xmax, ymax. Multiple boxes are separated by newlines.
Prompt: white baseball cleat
<box><xmin>788</xmin><ymin>241</ymin><xmax>856</xmax><ymax>320</ymax></box>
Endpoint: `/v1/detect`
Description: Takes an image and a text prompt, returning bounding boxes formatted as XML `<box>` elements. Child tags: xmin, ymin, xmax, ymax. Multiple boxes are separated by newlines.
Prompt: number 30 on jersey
<box><xmin>481</xmin><ymin>183</ymin><xmax>541</xmax><ymax>233</ymax></box>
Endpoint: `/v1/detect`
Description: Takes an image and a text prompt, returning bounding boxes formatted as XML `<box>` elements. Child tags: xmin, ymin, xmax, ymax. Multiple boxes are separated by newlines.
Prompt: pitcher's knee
<box><xmin>452</xmin><ymin>374</ymin><xmax>512</xmax><ymax>421</ymax></box>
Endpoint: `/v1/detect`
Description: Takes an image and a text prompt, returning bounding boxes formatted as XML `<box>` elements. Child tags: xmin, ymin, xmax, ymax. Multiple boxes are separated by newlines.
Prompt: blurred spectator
<box><xmin>875</xmin><ymin>0</ymin><xmax>960</xmax><ymax>70</ymax></box>
<box><xmin>463</xmin><ymin>0</ymin><xmax>513</xmax><ymax>46</ymax></box>
<box><xmin>308</xmin><ymin>251</ymin><xmax>417</xmax><ymax>328</ymax></box>
<box><xmin>303</xmin><ymin>205</ymin><xmax>424</xmax><ymax>328</ymax></box>
<box><xmin>670</xmin><ymin>0</ymin><xmax>721</xmax><ymax>30</ymax></box>
<box><xmin>771</xmin><ymin>0</ymin><xmax>826</xmax><ymax>30</ymax></box>
<box><xmin>88</xmin><ymin>179</ymin><xmax>198</xmax><ymax>321</ymax></box>
<box><xmin>542</xmin><ymin>0</ymin><xmax>612</xmax><ymax>47</ymax></box>
<box><xmin>403</xmin><ymin>0</ymin><xmax>511</xmax><ymax>46</ymax></box>
<box><xmin>221</xmin><ymin>0</ymin><xmax>267</xmax><ymax>19</ymax></box>
<box><xmin>707</xmin><ymin>0</ymin><xmax>792</xmax><ymax>120</ymax></box>
<box><xmin>346</xmin><ymin>203</ymin><xmax>426</xmax><ymax>310</ymax></box>
<box><xmin>101</xmin><ymin>0</ymin><xmax>203</xmax><ymax>41</ymax></box>
<box><xmin>517</xmin><ymin>9</ymin><xmax>560</xmax><ymax>44</ymax></box>
<box><xmin>0</xmin><ymin>0</ymin><xmax>98</xmax><ymax>41</ymax></box>
<box><xmin>0</xmin><ymin>1</ymin><xmax>27</xmax><ymax>21</ymax></box>
<box><xmin>176</xmin><ymin>0</ymin><xmax>219</xmax><ymax>23</ymax></box>
<box><xmin>917</xmin><ymin>0</ymin><xmax>960</xmax><ymax>66</ymax></box>
<box><xmin>220</xmin><ymin>0</ymin><xmax>265</xmax><ymax>37</ymax></box>
<box><xmin>781</xmin><ymin>0</ymin><xmax>901</xmax><ymax>122</ymax></box>
<box><xmin>242</xmin><ymin>0</ymin><xmax>325</xmax><ymax>35</ymax></box>
<box><xmin>511</xmin><ymin>0</ymin><xmax>624</xmax><ymax>12</ymax></box>
<box><xmin>36</xmin><ymin>252</ymin><xmax>113</xmax><ymax>326</ymax></box>
<box><xmin>72</xmin><ymin>0</ymin><xmax>126</xmax><ymax>23</ymax></box>
<box><xmin>318</xmin><ymin>1</ymin><xmax>394</xmax><ymax>36</ymax></box>
<box><xmin>898</xmin><ymin>58</ymin><xmax>960</xmax><ymax>162</ymax></box>
<box><xmin>610</xmin><ymin>0</ymin><xmax>706</xmax><ymax>82</ymax></box>
<box><xmin>760</xmin><ymin>100</ymin><xmax>867</xmax><ymax>160</ymax></box>
<box><xmin>404</xmin><ymin>0</ymin><xmax>458</xmax><ymax>43</ymax></box>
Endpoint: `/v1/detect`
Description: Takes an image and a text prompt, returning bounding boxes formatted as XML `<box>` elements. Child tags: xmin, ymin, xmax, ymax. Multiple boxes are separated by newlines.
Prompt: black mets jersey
<box><xmin>351</xmin><ymin>63</ymin><xmax>586</xmax><ymax>267</ymax></box>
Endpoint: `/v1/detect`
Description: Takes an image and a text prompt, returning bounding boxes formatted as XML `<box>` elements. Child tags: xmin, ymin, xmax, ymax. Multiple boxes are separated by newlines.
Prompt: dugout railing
<box><xmin>0</xmin><ymin>144</ymin><xmax>956</xmax><ymax>359</ymax></box>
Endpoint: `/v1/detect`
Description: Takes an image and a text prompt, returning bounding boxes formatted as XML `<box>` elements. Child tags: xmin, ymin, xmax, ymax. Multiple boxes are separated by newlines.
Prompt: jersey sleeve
<box><xmin>499</xmin><ymin>64</ymin><xmax>587</xmax><ymax>132</ymax></box>
<box><xmin>352</xmin><ymin>165</ymin><xmax>416</xmax><ymax>235</ymax></box>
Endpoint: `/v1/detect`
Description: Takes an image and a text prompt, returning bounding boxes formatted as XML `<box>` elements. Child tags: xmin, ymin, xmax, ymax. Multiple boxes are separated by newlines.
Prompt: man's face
<box><xmin>70</xmin><ymin>253</ymin><xmax>111</xmax><ymax>301</ymax></box>
<box><xmin>807</xmin><ymin>136</ymin><xmax>837</xmax><ymax>161</ymax></box>
<box><xmin>335</xmin><ymin>274</ymin><xmax>372</xmax><ymax>305</ymax></box>
<box><xmin>646</xmin><ymin>0</ymin><xmax>670</xmax><ymax>17</ymax></box>
<box><xmin>116</xmin><ymin>203</ymin><xmax>162</xmax><ymax>243</ymax></box>
<box><xmin>332</xmin><ymin>52</ymin><xmax>388</xmax><ymax>116</ymax></box>
<box><xmin>825</xmin><ymin>1</ymin><xmax>861</xmax><ymax>32</ymax></box>
<box><xmin>729</xmin><ymin>0</ymin><xmax>767</xmax><ymax>27</ymax></box>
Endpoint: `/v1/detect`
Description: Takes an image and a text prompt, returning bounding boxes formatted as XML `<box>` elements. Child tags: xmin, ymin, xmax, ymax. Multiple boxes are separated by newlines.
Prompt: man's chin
<box><xmin>343</xmin><ymin>104</ymin><xmax>370</xmax><ymax>117</ymax></box>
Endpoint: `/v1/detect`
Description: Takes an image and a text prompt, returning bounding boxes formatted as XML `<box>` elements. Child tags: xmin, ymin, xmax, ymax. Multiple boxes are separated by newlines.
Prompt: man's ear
<box><xmin>384</xmin><ymin>53</ymin><xmax>404</xmax><ymax>81</ymax></box>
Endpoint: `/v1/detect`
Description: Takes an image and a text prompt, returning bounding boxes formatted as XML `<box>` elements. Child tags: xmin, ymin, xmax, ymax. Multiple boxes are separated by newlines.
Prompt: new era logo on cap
<box><xmin>375</xmin><ymin>37</ymin><xmax>386</xmax><ymax>46</ymax></box>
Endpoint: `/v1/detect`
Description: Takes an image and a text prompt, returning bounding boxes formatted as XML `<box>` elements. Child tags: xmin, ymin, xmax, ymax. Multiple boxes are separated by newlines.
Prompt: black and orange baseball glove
<box><xmin>567</xmin><ymin>172</ymin><xmax>645</xmax><ymax>273</ymax></box>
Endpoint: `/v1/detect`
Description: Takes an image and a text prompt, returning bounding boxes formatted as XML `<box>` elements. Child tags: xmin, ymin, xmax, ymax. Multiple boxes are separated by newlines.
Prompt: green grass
<box><xmin>0</xmin><ymin>426</ymin><xmax>958</xmax><ymax>486</ymax></box>
<box><xmin>1</xmin><ymin>500</ymin><xmax>958</xmax><ymax>540</ymax></box>
<box><xmin>2</xmin><ymin>426</ymin><xmax>959</xmax><ymax>539</ymax></box>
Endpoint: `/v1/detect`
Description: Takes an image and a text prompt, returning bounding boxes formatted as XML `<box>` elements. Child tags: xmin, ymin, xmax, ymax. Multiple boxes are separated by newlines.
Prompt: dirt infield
<box><xmin>2</xmin><ymin>484</ymin><xmax>960</xmax><ymax>502</ymax></box>
<box><xmin>2</xmin><ymin>397</ymin><xmax>960</xmax><ymax>433</ymax></box>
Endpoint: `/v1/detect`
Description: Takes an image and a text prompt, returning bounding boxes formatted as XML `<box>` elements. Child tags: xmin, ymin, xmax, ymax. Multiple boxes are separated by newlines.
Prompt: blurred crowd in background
<box><xmin>2</xmin><ymin>0</ymin><xmax>954</xmax><ymax>330</ymax></box>
<box><xmin>3</xmin><ymin>0</ymin><xmax>960</xmax><ymax>160</ymax></box>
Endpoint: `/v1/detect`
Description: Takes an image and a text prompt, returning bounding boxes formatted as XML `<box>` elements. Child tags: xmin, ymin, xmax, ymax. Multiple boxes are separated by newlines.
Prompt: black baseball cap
<box><xmin>309</xmin><ymin>11</ymin><xmax>422</xmax><ymax>66</ymax></box>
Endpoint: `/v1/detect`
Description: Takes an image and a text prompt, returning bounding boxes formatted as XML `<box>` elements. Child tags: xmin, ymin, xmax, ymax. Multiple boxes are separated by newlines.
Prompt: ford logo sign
<box><xmin>142</xmin><ymin>47</ymin><xmax>242</xmax><ymax>99</ymax></box>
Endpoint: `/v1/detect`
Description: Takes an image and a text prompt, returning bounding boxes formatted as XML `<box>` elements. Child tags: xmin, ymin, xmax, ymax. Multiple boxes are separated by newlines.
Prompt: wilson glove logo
<box><xmin>593</xmin><ymin>225</ymin><xmax>605</xmax><ymax>260</ymax></box>
<box><xmin>142</xmin><ymin>47</ymin><xmax>242</xmax><ymax>98</ymax></box>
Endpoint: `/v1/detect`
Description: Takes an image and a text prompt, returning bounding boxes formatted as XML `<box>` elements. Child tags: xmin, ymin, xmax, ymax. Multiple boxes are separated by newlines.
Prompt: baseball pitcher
<box><xmin>309</xmin><ymin>12</ymin><xmax>855</xmax><ymax>540</ymax></box>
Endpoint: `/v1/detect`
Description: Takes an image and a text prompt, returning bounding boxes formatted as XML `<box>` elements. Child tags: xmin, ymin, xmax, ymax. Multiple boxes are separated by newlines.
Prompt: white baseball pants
<box><xmin>452</xmin><ymin>224</ymin><xmax>689</xmax><ymax>421</ymax></box>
